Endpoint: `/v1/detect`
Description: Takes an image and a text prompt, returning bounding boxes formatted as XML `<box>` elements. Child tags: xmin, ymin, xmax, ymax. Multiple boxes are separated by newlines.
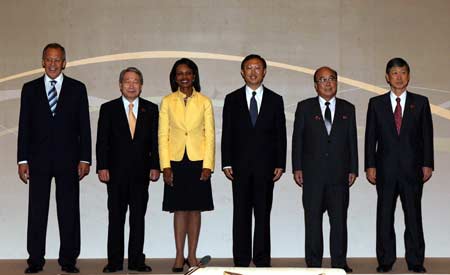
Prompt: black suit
<box><xmin>292</xmin><ymin>97</ymin><xmax>358</xmax><ymax>268</ymax></box>
<box><xmin>96</xmin><ymin>97</ymin><xmax>159</xmax><ymax>268</ymax></box>
<box><xmin>17</xmin><ymin>75</ymin><xmax>91</xmax><ymax>267</ymax></box>
<box><xmin>221</xmin><ymin>86</ymin><xmax>286</xmax><ymax>267</ymax></box>
<box><xmin>365</xmin><ymin>91</ymin><xmax>433</xmax><ymax>268</ymax></box>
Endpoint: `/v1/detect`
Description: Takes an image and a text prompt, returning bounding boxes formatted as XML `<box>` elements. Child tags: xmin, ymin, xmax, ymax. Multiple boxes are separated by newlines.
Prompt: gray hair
<box><xmin>119</xmin><ymin>67</ymin><xmax>143</xmax><ymax>84</ymax></box>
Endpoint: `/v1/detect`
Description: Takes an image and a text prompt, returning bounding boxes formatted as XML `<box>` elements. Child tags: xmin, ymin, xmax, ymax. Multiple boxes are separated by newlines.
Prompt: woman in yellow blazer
<box><xmin>159</xmin><ymin>58</ymin><xmax>215</xmax><ymax>272</ymax></box>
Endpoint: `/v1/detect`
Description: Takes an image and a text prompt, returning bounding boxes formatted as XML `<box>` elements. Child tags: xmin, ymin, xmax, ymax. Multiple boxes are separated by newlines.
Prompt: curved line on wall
<box><xmin>0</xmin><ymin>50</ymin><xmax>449</xmax><ymax>120</ymax></box>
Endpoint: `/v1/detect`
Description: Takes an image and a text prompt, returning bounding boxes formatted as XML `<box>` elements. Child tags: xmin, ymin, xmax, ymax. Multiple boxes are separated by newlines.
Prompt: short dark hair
<box><xmin>42</xmin><ymin>43</ymin><xmax>66</xmax><ymax>60</ymax></box>
<box><xmin>313</xmin><ymin>66</ymin><xmax>338</xmax><ymax>82</ymax></box>
<box><xmin>119</xmin><ymin>67</ymin><xmax>144</xmax><ymax>84</ymax></box>
<box><xmin>169</xmin><ymin>58</ymin><xmax>201</xmax><ymax>92</ymax></box>
<box><xmin>241</xmin><ymin>54</ymin><xmax>267</xmax><ymax>70</ymax></box>
<box><xmin>386</xmin><ymin>57</ymin><xmax>410</xmax><ymax>74</ymax></box>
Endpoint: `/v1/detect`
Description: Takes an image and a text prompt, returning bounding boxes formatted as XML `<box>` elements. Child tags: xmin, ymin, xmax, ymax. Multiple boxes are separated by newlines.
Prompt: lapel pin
<box><xmin>314</xmin><ymin>115</ymin><xmax>322</xmax><ymax>121</ymax></box>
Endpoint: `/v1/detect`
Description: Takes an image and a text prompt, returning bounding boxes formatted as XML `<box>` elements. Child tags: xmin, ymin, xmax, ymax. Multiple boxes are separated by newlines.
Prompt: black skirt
<box><xmin>162</xmin><ymin>152</ymin><xmax>214</xmax><ymax>212</ymax></box>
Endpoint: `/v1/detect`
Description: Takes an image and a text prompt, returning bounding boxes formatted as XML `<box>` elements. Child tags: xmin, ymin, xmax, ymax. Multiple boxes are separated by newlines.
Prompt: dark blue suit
<box><xmin>365</xmin><ymin>91</ymin><xmax>433</xmax><ymax>268</ymax></box>
<box><xmin>221</xmin><ymin>86</ymin><xmax>286</xmax><ymax>267</ymax></box>
<box><xmin>17</xmin><ymin>75</ymin><xmax>91</xmax><ymax>267</ymax></box>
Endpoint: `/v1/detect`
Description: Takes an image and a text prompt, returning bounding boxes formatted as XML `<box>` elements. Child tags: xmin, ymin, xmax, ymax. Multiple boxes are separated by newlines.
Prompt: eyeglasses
<box><xmin>316</xmin><ymin>77</ymin><xmax>337</xmax><ymax>84</ymax></box>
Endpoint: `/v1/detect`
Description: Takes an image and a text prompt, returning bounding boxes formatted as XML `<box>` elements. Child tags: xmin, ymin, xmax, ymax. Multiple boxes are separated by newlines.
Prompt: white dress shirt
<box><xmin>245</xmin><ymin>85</ymin><xmax>263</xmax><ymax>113</ymax></box>
<box><xmin>318</xmin><ymin>96</ymin><xmax>336</xmax><ymax>122</ymax></box>
<box><xmin>44</xmin><ymin>73</ymin><xmax>63</xmax><ymax>99</ymax></box>
<box><xmin>390</xmin><ymin>90</ymin><xmax>407</xmax><ymax>116</ymax></box>
<box><xmin>122</xmin><ymin>96</ymin><xmax>139</xmax><ymax>119</ymax></box>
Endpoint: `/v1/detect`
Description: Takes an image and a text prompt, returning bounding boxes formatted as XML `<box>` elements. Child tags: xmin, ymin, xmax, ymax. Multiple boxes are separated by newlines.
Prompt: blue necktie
<box><xmin>250</xmin><ymin>91</ymin><xmax>258</xmax><ymax>126</ymax></box>
<box><xmin>48</xmin><ymin>80</ymin><xmax>57</xmax><ymax>115</ymax></box>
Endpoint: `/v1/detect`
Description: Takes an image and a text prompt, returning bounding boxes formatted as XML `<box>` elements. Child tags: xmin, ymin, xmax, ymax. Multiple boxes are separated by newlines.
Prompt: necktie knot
<box><xmin>325</xmin><ymin>101</ymin><xmax>330</xmax><ymax>106</ymax></box>
<box><xmin>129</xmin><ymin>103</ymin><xmax>134</xmax><ymax>110</ymax></box>
<box><xmin>396</xmin><ymin>97</ymin><xmax>401</xmax><ymax>104</ymax></box>
<box><xmin>50</xmin><ymin>80</ymin><xmax>57</xmax><ymax>86</ymax></box>
<box><xmin>252</xmin><ymin>91</ymin><xmax>256</xmax><ymax>97</ymax></box>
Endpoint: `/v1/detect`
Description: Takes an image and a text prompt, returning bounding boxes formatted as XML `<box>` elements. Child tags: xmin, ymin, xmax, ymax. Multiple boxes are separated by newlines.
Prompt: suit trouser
<box><xmin>27</xmin><ymin>168</ymin><xmax>80</xmax><ymax>267</ymax></box>
<box><xmin>231</xmin><ymin>171</ymin><xmax>274</xmax><ymax>267</ymax></box>
<box><xmin>107</xmin><ymin>179</ymin><xmax>149</xmax><ymax>268</ymax></box>
<box><xmin>303</xmin><ymin>182</ymin><xmax>349</xmax><ymax>268</ymax></box>
<box><xmin>376</xmin><ymin>177</ymin><xmax>424</xmax><ymax>268</ymax></box>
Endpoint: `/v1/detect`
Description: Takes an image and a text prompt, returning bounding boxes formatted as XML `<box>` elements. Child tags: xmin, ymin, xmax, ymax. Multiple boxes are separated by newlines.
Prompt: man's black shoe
<box><xmin>128</xmin><ymin>264</ymin><xmax>152</xmax><ymax>272</ymax></box>
<box><xmin>376</xmin><ymin>265</ymin><xmax>393</xmax><ymax>273</ymax></box>
<box><xmin>408</xmin><ymin>265</ymin><xmax>427</xmax><ymax>273</ymax></box>
<box><xmin>61</xmin><ymin>265</ymin><xmax>80</xmax><ymax>273</ymax></box>
<box><xmin>24</xmin><ymin>266</ymin><xmax>43</xmax><ymax>274</ymax></box>
<box><xmin>102</xmin><ymin>264</ymin><xmax>123</xmax><ymax>273</ymax></box>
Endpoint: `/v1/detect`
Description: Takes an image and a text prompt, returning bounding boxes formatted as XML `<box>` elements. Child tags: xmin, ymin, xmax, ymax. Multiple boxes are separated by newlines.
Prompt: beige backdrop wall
<box><xmin>1</xmin><ymin>0</ymin><xmax>449</xmax><ymax>259</ymax></box>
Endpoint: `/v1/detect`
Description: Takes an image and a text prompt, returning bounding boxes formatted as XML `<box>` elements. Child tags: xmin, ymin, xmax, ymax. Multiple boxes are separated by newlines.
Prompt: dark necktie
<box><xmin>48</xmin><ymin>80</ymin><xmax>57</xmax><ymax>115</ymax></box>
<box><xmin>324</xmin><ymin>101</ymin><xmax>332</xmax><ymax>135</ymax></box>
<box><xmin>249</xmin><ymin>91</ymin><xmax>258</xmax><ymax>126</ymax></box>
<box><xmin>394</xmin><ymin>97</ymin><xmax>402</xmax><ymax>135</ymax></box>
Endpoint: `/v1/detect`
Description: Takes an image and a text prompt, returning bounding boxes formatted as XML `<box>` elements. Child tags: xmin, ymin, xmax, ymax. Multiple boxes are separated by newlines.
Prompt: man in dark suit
<box><xmin>96</xmin><ymin>67</ymin><xmax>160</xmax><ymax>273</ymax></box>
<box><xmin>221</xmin><ymin>54</ymin><xmax>287</xmax><ymax>267</ymax></box>
<box><xmin>17</xmin><ymin>43</ymin><xmax>91</xmax><ymax>274</ymax></box>
<box><xmin>365</xmin><ymin>58</ymin><xmax>433</xmax><ymax>273</ymax></box>
<box><xmin>292</xmin><ymin>66</ymin><xmax>358</xmax><ymax>272</ymax></box>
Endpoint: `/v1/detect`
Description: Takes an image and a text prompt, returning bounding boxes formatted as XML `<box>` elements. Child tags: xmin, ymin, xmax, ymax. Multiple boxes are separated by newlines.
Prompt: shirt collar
<box><xmin>122</xmin><ymin>96</ymin><xmax>139</xmax><ymax>106</ymax></box>
<box><xmin>44</xmin><ymin>73</ymin><xmax>63</xmax><ymax>84</ymax></box>
<box><xmin>390</xmin><ymin>90</ymin><xmax>407</xmax><ymax>102</ymax></box>
<box><xmin>245</xmin><ymin>85</ymin><xmax>264</xmax><ymax>96</ymax></box>
<box><xmin>318</xmin><ymin>96</ymin><xmax>336</xmax><ymax>106</ymax></box>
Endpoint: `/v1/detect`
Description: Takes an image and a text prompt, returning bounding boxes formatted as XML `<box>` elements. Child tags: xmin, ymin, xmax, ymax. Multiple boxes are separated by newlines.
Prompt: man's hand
<box><xmin>272</xmin><ymin>168</ymin><xmax>284</xmax><ymax>182</ymax></box>
<box><xmin>98</xmin><ymin>169</ymin><xmax>110</xmax><ymax>183</ymax></box>
<box><xmin>200</xmin><ymin>168</ymin><xmax>212</xmax><ymax>181</ymax></box>
<box><xmin>422</xmin><ymin>167</ymin><xmax>433</xmax><ymax>183</ymax></box>
<box><xmin>223</xmin><ymin>167</ymin><xmax>234</xmax><ymax>181</ymax></box>
<box><xmin>150</xmin><ymin>169</ymin><xmax>160</xmax><ymax>182</ymax></box>
<box><xmin>366</xmin><ymin>168</ymin><xmax>376</xmax><ymax>185</ymax></box>
<box><xmin>163</xmin><ymin>168</ymin><xmax>174</xmax><ymax>186</ymax></box>
<box><xmin>348</xmin><ymin>173</ymin><xmax>357</xmax><ymax>187</ymax></box>
<box><xmin>293</xmin><ymin>170</ymin><xmax>303</xmax><ymax>187</ymax></box>
<box><xmin>18</xmin><ymin>163</ymin><xmax>30</xmax><ymax>184</ymax></box>
<box><xmin>78</xmin><ymin>162</ymin><xmax>90</xmax><ymax>180</ymax></box>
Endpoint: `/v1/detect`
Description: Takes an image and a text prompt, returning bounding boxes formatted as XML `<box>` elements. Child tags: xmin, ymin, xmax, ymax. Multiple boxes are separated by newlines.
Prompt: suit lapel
<box><xmin>134</xmin><ymin>99</ymin><xmax>147</xmax><ymax>140</ymax></box>
<box><xmin>400</xmin><ymin>91</ymin><xmax>413</xmax><ymax>137</ymax></box>
<box><xmin>116</xmin><ymin>98</ymin><xmax>133</xmax><ymax>140</ymax></box>
<box><xmin>382</xmin><ymin>93</ymin><xmax>398</xmax><ymax>136</ymax></box>
<box><xmin>55</xmin><ymin>76</ymin><xmax>69</xmax><ymax>116</ymax></box>
<box><xmin>255</xmin><ymin>86</ymin><xmax>270</xmax><ymax>128</ymax></box>
<box><xmin>238</xmin><ymin>87</ymin><xmax>253</xmax><ymax>127</ymax></box>
<box><xmin>36</xmin><ymin>76</ymin><xmax>53</xmax><ymax>116</ymax></box>
<box><xmin>330</xmin><ymin>99</ymin><xmax>342</xmax><ymax>136</ymax></box>
<box><xmin>313</xmin><ymin>97</ymin><xmax>329</xmax><ymax>136</ymax></box>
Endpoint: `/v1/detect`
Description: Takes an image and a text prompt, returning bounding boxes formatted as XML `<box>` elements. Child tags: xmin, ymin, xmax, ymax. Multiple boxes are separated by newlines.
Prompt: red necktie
<box><xmin>394</xmin><ymin>97</ymin><xmax>402</xmax><ymax>135</ymax></box>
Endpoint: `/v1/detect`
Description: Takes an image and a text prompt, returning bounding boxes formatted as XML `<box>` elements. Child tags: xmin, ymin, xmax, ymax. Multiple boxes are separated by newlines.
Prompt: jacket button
<box><xmin>185</xmin><ymin>132</ymin><xmax>188</xmax><ymax>136</ymax></box>
<box><xmin>325</xmin><ymin>153</ymin><xmax>329</xmax><ymax>157</ymax></box>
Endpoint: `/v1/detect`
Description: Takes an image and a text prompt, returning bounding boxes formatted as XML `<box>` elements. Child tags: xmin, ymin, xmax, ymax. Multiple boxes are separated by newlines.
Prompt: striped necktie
<box><xmin>48</xmin><ymin>80</ymin><xmax>57</xmax><ymax>115</ymax></box>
